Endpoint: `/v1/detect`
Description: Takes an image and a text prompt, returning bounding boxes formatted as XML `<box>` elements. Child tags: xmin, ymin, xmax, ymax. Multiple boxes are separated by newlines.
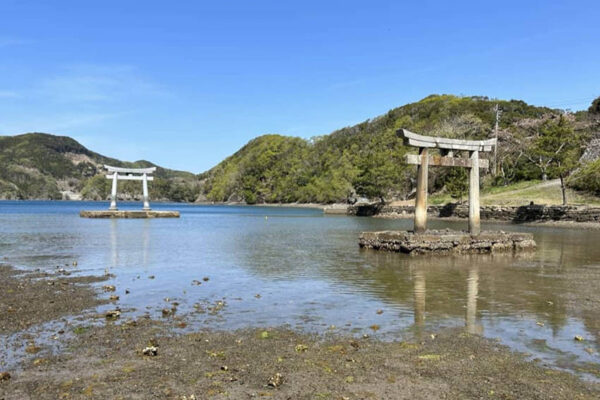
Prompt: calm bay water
<box><xmin>1</xmin><ymin>201</ymin><xmax>599</xmax><ymax>378</ymax></box>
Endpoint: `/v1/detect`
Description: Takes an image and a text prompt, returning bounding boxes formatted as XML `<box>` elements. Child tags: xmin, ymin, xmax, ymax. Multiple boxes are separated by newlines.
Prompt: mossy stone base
<box><xmin>80</xmin><ymin>210</ymin><xmax>180</xmax><ymax>218</ymax></box>
<box><xmin>359</xmin><ymin>229</ymin><xmax>535</xmax><ymax>255</ymax></box>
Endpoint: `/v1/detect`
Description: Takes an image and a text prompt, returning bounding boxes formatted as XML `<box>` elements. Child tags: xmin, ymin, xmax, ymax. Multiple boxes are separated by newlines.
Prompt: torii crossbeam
<box><xmin>398</xmin><ymin>129</ymin><xmax>496</xmax><ymax>235</ymax></box>
<box><xmin>105</xmin><ymin>165</ymin><xmax>156</xmax><ymax>210</ymax></box>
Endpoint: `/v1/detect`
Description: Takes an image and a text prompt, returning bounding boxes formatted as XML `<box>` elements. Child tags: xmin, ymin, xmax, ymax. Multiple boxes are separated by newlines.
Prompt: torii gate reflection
<box><xmin>109</xmin><ymin>219</ymin><xmax>151</xmax><ymax>270</ymax></box>
<box><xmin>412</xmin><ymin>265</ymin><xmax>483</xmax><ymax>336</ymax></box>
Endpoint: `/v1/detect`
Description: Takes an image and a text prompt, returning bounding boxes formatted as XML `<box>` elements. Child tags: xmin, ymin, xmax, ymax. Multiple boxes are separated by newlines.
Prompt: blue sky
<box><xmin>1</xmin><ymin>0</ymin><xmax>598</xmax><ymax>172</ymax></box>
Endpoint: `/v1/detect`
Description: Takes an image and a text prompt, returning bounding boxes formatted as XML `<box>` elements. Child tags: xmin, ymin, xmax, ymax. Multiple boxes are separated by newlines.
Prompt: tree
<box><xmin>589</xmin><ymin>96</ymin><xmax>600</xmax><ymax>115</ymax></box>
<box><xmin>568</xmin><ymin>159</ymin><xmax>600</xmax><ymax>195</ymax></box>
<box><xmin>353</xmin><ymin>140</ymin><xmax>407</xmax><ymax>203</ymax></box>
<box><xmin>444</xmin><ymin>168</ymin><xmax>468</xmax><ymax>203</ymax></box>
<box><xmin>526</xmin><ymin>116</ymin><xmax>586</xmax><ymax>205</ymax></box>
<box><xmin>80</xmin><ymin>174</ymin><xmax>110</xmax><ymax>200</ymax></box>
<box><xmin>353</xmin><ymin>150</ymin><xmax>396</xmax><ymax>203</ymax></box>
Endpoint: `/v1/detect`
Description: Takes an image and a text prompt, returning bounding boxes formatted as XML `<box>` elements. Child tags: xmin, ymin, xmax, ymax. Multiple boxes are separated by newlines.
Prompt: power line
<box><xmin>493</xmin><ymin>104</ymin><xmax>502</xmax><ymax>176</ymax></box>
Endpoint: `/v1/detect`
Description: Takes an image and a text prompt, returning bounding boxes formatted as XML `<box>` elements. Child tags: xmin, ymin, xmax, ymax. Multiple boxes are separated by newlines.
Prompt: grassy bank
<box><xmin>430</xmin><ymin>179</ymin><xmax>600</xmax><ymax>207</ymax></box>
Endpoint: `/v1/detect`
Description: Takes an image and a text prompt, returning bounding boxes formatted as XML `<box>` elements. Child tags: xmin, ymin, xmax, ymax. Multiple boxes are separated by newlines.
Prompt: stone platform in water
<box><xmin>359</xmin><ymin>229</ymin><xmax>535</xmax><ymax>255</ymax></box>
<box><xmin>80</xmin><ymin>210</ymin><xmax>180</xmax><ymax>219</ymax></box>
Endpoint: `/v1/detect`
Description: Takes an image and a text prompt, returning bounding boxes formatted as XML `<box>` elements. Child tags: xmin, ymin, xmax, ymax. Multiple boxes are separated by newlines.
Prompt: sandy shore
<box><xmin>1</xmin><ymin>265</ymin><xmax>598</xmax><ymax>399</ymax></box>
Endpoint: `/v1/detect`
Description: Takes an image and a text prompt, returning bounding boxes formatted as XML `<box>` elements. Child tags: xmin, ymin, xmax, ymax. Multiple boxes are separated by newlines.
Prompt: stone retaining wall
<box><xmin>348</xmin><ymin>203</ymin><xmax>600</xmax><ymax>223</ymax></box>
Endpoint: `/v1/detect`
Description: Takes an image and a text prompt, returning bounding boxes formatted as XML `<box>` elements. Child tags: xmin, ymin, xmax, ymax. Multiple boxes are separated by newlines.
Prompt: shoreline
<box><xmin>3</xmin><ymin>199</ymin><xmax>600</xmax><ymax>228</ymax></box>
<box><xmin>374</xmin><ymin>212</ymin><xmax>600</xmax><ymax>229</ymax></box>
<box><xmin>195</xmin><ymin>201</ymin><xmax>336</xmax><ymax>211</ymax></box>
<box><xmin>1</xmin><ymin>264</ymin><xmax>599</xmax><ymax>399</ymax></box>
<box><xmin>0</xmin><ymin>198</ymin><xmax>336</xmax><ymax>211</ymax></box>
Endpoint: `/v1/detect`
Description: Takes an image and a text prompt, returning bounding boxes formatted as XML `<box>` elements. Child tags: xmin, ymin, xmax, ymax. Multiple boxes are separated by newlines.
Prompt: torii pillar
<box><xmin>399</xmin><ymin>129</ymin><xmax>496</xmax><ymax>236</ymax></box>
<box><xmin>469</xmin><ymin>150</ymin><xmax>480</xmax><ymax>235</ymax></box>
<box><xmin>414</xmin><ymin>147</ymin><xmax>428</xmax><ymax>233</ymax></box>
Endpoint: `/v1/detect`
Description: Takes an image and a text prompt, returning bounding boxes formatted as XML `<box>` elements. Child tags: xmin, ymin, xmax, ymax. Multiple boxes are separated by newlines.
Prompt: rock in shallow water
<box><xmin>142</xmin><ymin>346</ymin><xmax>158</xmax><ymax>356</ymax></box>
<box><xmin>268</xmin><ymin>372</ymin><xmax>283</xmax><ymax>387</ymax></box>
<box><xmin>105</xmin><ymin>309</ymin><xmax>121</xmax><ymax>320</ymax></box>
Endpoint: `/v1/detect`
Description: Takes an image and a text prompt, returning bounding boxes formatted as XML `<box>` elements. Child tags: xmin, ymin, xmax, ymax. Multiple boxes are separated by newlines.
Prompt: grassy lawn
<box><xmin>430</xmin><ymin>179</ymin><xmax>600</xmax><ymax>206</ymax></box>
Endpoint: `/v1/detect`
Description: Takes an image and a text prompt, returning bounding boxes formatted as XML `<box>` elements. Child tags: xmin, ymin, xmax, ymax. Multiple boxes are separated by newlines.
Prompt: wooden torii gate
<box><xmin>398</xmin><ymin>129</ymin><xmax>496</xmax><ymax>235</ymax></box>
<box><xmin>105</xmin><ymin>165</ymin><xmax>156</xmax><ymax>211</ymax></box>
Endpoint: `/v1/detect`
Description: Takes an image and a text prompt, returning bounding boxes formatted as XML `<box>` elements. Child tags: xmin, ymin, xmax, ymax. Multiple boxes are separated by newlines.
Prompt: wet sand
<box><xmin>0</xmin><ymin>264</ymin><xmax>108</xmax><ymax>335</ymax></box>
<box><xmin>1</xmin><ymin>265</ymin><xmax>599</xmax><ymax>399</ymax></box>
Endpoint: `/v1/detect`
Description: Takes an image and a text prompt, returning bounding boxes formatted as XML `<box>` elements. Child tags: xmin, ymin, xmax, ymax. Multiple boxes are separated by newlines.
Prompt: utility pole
<box><xmin>493</xmin><ymin>104</ymin><xmax>502</xmax><ymax>176</ymax></box>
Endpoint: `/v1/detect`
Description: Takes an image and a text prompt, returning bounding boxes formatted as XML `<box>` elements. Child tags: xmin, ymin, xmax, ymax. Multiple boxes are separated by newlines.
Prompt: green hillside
<box><xmin>0</xmin><ymin>133</ymin><xmax>200</xmax><ymax>201</ymax></box>
<box><xmin>3</xmin><ymin>95</ymin><xmax>598</xmax><ymax>204</ymax></box>
<box><xmin>199</xmin><ymin>94</ymin><xmax>600</xmax><ymax>204</ymax></box>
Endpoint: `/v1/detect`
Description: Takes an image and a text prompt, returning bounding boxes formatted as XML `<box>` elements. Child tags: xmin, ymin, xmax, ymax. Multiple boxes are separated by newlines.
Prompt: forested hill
<box><xmin>2</xmin><ymin>95</ymin><xmax>599</xmax><ymax>203</ymax></box>
<box><xmin>0</xmin><ymin>133</ymin><xmax>200</xmax><ymax>201</ymax></box>
<box><xmin>199</xmin><ymin>94</ymin><xmax>600</xmax><ymax>204</ymax></box>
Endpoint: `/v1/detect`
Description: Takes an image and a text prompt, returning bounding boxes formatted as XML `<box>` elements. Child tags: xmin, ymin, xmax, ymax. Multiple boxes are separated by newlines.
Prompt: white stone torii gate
<box><xmin>105</xmin><ymin>165</ymin><xmax>156</xmax><ymax>211</ymax></box>
<box><xmin>398</xmin><ymin>129</ymin><xmax>496</xmax><ymax>235</ymax></box>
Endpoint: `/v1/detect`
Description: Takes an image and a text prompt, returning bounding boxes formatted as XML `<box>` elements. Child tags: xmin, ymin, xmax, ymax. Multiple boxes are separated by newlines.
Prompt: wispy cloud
<box><xmin>0</xmin><ymin>37</ymin><xmax>31</xmax><ymax>47</ymax></box>
<box><xmin>0</xmin><ymin>63</ymin><xmax>170</xmax><ymax>135</ymax></box>
<box><xmin>38</xmin><ymin>64</ymin><xmax>169</xmax><ymax>104</ymax></box>
<box><xmin>0</xmin><ymin>112</ymin><xmax>125</xmax><ymax>135</ymax></box>
<box><xmin>0</xmin><ymin>90</ymin><xmax>18</xmax><ymax>98</ymax></box>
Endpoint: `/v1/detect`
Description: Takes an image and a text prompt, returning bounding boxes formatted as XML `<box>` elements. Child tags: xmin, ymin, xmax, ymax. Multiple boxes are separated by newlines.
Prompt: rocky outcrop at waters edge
<box><xmin>349</xmin><ymin>203</ymin><xmax>600</xmax><ymax>223</ymax></box>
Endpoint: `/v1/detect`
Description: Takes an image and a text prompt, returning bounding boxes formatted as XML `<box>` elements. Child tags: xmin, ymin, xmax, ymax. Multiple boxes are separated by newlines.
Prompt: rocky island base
<box><xmin>80</xmin><ymin>210</ymin><xmax>180</xmax><ymax>218</ymax></box>
<box><xmin>359</xmin><ymin>229</ymin><xmax>536</xmax><ymax>255</ymax></box>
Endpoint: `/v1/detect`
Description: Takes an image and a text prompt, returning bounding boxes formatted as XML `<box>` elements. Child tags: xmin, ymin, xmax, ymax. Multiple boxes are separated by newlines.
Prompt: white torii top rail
<box><xmin>105</xmin><ymin>165</ymin><xmax>157</xmax><ymax>210</ymax></box>
<box><xmin>397</xmin><ymin>129</ymin><xmax>496</xmax><ymax>235</ymax></box>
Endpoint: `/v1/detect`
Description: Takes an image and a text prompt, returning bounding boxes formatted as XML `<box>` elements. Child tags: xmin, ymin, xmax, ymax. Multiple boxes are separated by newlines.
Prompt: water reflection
<box><xmin>466</xmin><ymin>266</ymin><xmax>482</xmax><ymax>335</ymax></box>
<box><xmin>0</xmin><ymin>201</ymin><xmax>598</xmax><ymax>379</ymax></box>
<box><xmin>110</xmin><ymin>219</ymin><xmax>118</xmax><ymax>268</ymax></box>
<box><xmin>356</xmin><ymin>250</ymin><xmax>566</xmax><ymax>328</ymax></box>
<box><xmin>353</xmin><ymin>244</ymin><xmax>597</xmax><ymax>379</ymax></box>
<box><xmin>142</xmin><ymin>220</ymin><xmax>150</xmax><ymax>266</ymax></box>
<box><xmin>410</xmin><ymin>263</ymin><xmax>482</xmax><ymax>336</ymax></box>
<box><xmin>412</xmin><ymin>269</ymin><xmax>426</xmax><ymax>335</ymax></box>
<box><xmin>108</xmin><ymin>218</ymin><xmax>151</xmax><ymax>271</ymax></box>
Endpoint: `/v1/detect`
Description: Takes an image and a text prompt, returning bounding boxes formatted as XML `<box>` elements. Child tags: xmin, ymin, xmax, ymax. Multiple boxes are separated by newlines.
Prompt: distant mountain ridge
<box><xmin>0</xmin><ymin>133</ymin><xmax>200</xmax><ymax>201</ymax></box>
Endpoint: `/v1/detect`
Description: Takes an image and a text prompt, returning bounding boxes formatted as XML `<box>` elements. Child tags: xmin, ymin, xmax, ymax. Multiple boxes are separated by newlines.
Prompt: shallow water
<box><xmin>1</xmin><ymin>201</ymin><xmax>599</xmax><ymax>379</ymax></box>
